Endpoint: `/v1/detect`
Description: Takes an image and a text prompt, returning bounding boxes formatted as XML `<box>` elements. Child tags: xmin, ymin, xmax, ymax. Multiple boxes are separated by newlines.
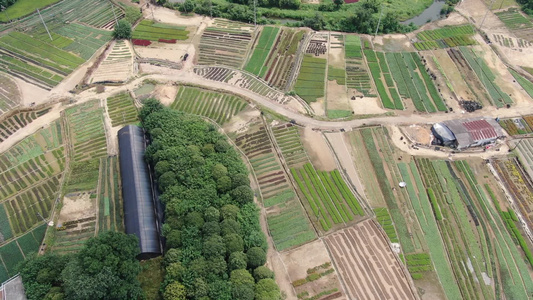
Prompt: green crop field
<box><xmin>245</xmin><ymin>26</ymin><xmax>280</xmax><ymax>76</ymax></box>
<box><xmin>0</xmin><ymin>123</ymin><xmax>64</xmax><ymax>237</ymax></box>
<box><xmin>106</xmin><ymin>93</ymin><xmax>138</xmax><ymax>127</ymax></box>
<box><xmin>132</xmin><ymin>20</ymin><xmax>189</xmax><ymax>41</ymax></box>
<box><xmin>0</xmin><ymin>0</ymin><xmax>61</xmax><ymax>22</ymax></box>
<box><xmin>64</xmin><ymin>101</ymin><xmax>107</xmax><ymax>193</ymax></box>
<box><xmin>0</xmin><ymin>223</ymin><xmax>47</xmax><ymax>282</ymax></box>
<box><xmin>291</xmin><ymin>164</ymin><xmax>364</xmax><ymax>231</ymax></box>
<box><xmin>171</xmin><ymin>86</ymin><xmax>248</xmax><ymax>124</ymax></box>
<box><xmin>198</xmin><ymin>19</ymin><xmax>254</xmax><ymax>68</ymax></box>
<box><xmin>510</xmin><ymin>69</ymin><xmax>533</xmax><ymax>98</ymax></box>
<box><xmin>459</xmin><ymin>47</ymin><xmax>512</xmax><ymax>107</ymax></box>
<box><xmin>235</xmin><ymin>125</ymin><xmax>315</xmax><ymax>251</ymax></box>
<box><xmin>495</xmin><ymin>9</ymin><xmax>533</xmax><ymax>30</ymax></box>
<box><xmin>344</xmin><ymin>36</ymin><xmax>374</xmax><ymax>96</ymax></box>
<box><xmin>97</xmin><ymin>157</ymin><xmax>122</xmax><ymax>233</ymax></box>
<box><xmin>294</xmin><ymin>55</ymin><xmax>327</xmax><ymax>103</ymax></box>
<box><xmin>414</xmin><ymin>25</ymin><xmax>476</xmax><ymax>50</ymax></box>
<box><xmin>364</xmin><ymin>50</ymin><xmax>403</xmax><ymax>109</ymax></box>
<box><xmin>272</xmin><ymin>124</ymin><xmax>309</xmax><ymax>168</ymax></box>
<box><xmin>0</xmin><ymin>108</ymin><xmax>51</xmax><ymax>142</ymax></box>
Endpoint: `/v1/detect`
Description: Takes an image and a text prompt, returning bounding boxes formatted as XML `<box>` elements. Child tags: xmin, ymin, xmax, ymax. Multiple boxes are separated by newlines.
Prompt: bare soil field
<box><xmin>326</xmin><ymin>81</ymin><xmax>351</xmax><ymax>111</ymax></box>
<box><xmin>324</xmin><ymin>219</ymin><xmax>417</xmax><ymax>300</ymax></box>
<box><xmin>377</xmin><ymin>35</ymin><xmax>412</xmax><ymax>52</ymax></box>
<box><xmin>91</xmin><ymin>40</ymin><xmax>135</xmax><ymax>83</ymax></box>
<box><xmin>431</xmin><ymin>49</ymin><xmax>474</xmax><ymax>104</ymax></box>
<box><xmin>153</xmin><ymin>84</ymin><xmax>179</xmax><ymax>106</ymax></box>
<box><xmin>420</xmin><ymin>51</ymin><xmax>461</xmax><ymax>112</ymax></box>
<box><xmin>281</xmin><ymin>239</ymin><xmax>345</xmax><ymax>300</ymax></box>
<box><xmin>300</xmin><ymin>127</ymin><xmax>336</xmax><ymax>171</ymax></box>
<box><xmin>58</xmin><ymin>193</ymin><xmax>96</xmax><ymax>224</ymax></box>
<box><xmin>349</xmin><ymin>97</ymin><xmax>387</xmax><ymax>115</ymax></box>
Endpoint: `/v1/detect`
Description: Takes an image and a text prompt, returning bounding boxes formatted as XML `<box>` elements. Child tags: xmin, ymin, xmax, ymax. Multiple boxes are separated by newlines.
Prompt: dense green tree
<box><xmin>185</xmin><ymin>211</ymin><xmax>205</xmax><ymax>229</ymax></box>
<box><xmin>230</xmin><ymin>269</ymin><xmax>255</xmax><ymax>300</ymax></box>
<box><xmin>202</xmin><ymin>221</ymin><xmax>221</xmax><ymax>236</ymax></box>
<box><xmin>217</xmin><ymin>175</ymin><xmax>233</xmax><ymax>192</ymax></box>
<box><xmin>221</xmin><ymin>204</ymin><xmax>240</xmax><ymax>220</ymax></box>
<box><xmin>333</xmin><ymin>0</ymin><xmax>343</xmax><ymax>8</ymax></box>
<box><xmin>208</xmin><ymin>279</ymin><xmax>232</xmax><ymax>300</ymax></box>
<box><xmin>229</xmin><ymin>252</ymin><xmax>248</xmax><ymax>271</ymax></box>
<box><xmin>164</xmin><ymin>249</ymin><xmax>183</xmax><ymax>266</ymax></box>
<box><xmin>221</xmin><ymin>219</ymin><xmax>242</xmax><ymax>236</ymax></box>
<box><xmin>167</xmin><ymin>262</ymin><xmax>185</xmax><ymax>281</ymax></box>
<box><xmin>203</xmin><ymin>235</ymin><xmax>225</xmax><ymax>258</ymax></box>
<box><xmin>164</xmin><ymin>282</ymin><xmax>187</xmax><ymax>300</ymax></box>
<box><xmin>225</xmin><ymin>233</ymin><xmax>245</xmax><ymax>255</ymax></box>
<box><xmin>231</xmin><ymin>185</ymin><xmax>254</xmax><ymax>204</ymax></box>
<box><xmin>253</xmin><ymin>266</ymin><xmax>275</xmax><ymax>282</ymax></box>
<box><xmin>246</xmin><ymin>247</ymin><xmax>267</xmax><ymax>269</ymax></box>
<box><xmin>61</xmin><ymin>232</ymin><xmax>142</xmax><ymax>300</ymax></box>
<box><xmin>204</xmin><ymin>206</ymin><xmax>220</xmax><ymax>222</ymax></box>
<box><xmin>303</xmin><ymin>12</ymin><xmax>326</xmax><ymax>31</ymax></box>
<box><xmin>18</xmin><ymin>253</ymin><xmax>70</xmax><ymax>300</ymax></box>
<box><xmin>166</xmin><ymin>230</ymin><xmax>182</xmax><ymax>249</ymax></box>
<box><xmin>232</xmin><ymin>173</ymin><xmax>250</xmax><ymax>188</ymax></box>
<box><xmin>208</xmin><ymin>255</ymin><xmax>228</xmax><ymax>276</ymax></box>
<box><xmin>113</xmin><ymin>19</ymin><xmax>132</xmax><ymax>39</ymax></box>
<box><xmin>254</xmin><ymin>279</ymin><xmax>281</xmax><ymax>300</ymax></box>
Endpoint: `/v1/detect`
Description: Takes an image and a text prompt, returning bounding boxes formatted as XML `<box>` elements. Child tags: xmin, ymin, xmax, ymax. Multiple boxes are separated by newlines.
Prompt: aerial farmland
<box><xmin>1</xmin><ymin>0</ymin><xmax>533</xmax><ymax>299</ymax></box>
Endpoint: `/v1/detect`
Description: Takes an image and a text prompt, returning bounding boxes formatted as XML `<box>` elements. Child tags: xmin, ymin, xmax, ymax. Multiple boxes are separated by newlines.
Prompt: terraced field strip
<box><xmin>0</xmin><ymin>31</ymin><xmax>85</xmax><ymax>89</ymax></box>
<box><xmin>261</xmin><ymin>28</ymin><xmax>305</xmax><ymax>89</ymax></box>
<box><xmin>106</xmin><ymin>93</ymin><xmax>138</xmax><ymax>127</ymax></box>
<box><xmin>414</xmin><ymin>25</ymin><xmax>476</xmax><ymax>50</ymax></box>
<box><xmin>52</xmin><ymin>216</ymin><xmax>97</xmax><ymax>254</ymax></box>
<box><xmin>235</xmin><ymin>125</ymin><xmax>315</xmax><ymax>250</ymax></box>
<box><xmin>344</xmin><ymin>36</ymin><xmax>373</xmax><ymax>96</ymax></box>
<box><xmin>510</xmin><ymin>69</ymin><xmax>533</xmax><ymax>98</ymax></box>
<box><xmin>291</xmin><ymin>163</ymin><xmax>364</xmax><ymax>231</ymax></box>
<box><xmin>294</xmin><ymin>55</ymin><xmax>327</xmax><ymax>103</ymax></box>
<box><xmin>0</xmin><ymin>223</ymin><xmax>46</xmax><ymax>282</ymax></box>
<box><xmin>418</xmin><ymin>159</ymin><xmax>496</xmax><ymax>299</ymax></box>
<box><xmin>475</xmin><ymin>169</ymin><xmax>533</xmax><ymax>298</ymax></box>
<box><xmin>498</xmin><ymin>117</ymin><xmax>533</xmax><ymax>136</ymax></box>
<box><xmin>324</xmin><ymin>220</ymin><xmax>416</xmax><ymax>300</ymax></box>
<box><xmin>0</xmin><ymin>0</ymin><xmax>122</xmax><ymax>32</ymax></box>
<box><xmin>410</xmin><ymin>53</ymin><xmax>447</xmax><ymax>111</ymax></box>
<box><xmin>0</xmin><ymin>124</ymin><xmax>64</xmax><ymax>236</ymax></box>
<box><xmin>171</xmin><ymin>86</ymin><xmax>248</xmax><ymax>124</ymax></box>
<box><xmin>271</xmin><ymin>123</ymin><xmax>309</xmax><ymax>168</ymax></box>
<box><xmin>402</xmin><ymin>52</ymin><xmax>437</xmax><ymax>112</ymax></box>
<box><xmin>198</xmin><ymin>19</ymin><xmax>254</xmax><ymax>68</ymax></box>
<box><xmin>97</xmin><ymin>156</ymin><xmax>122</xmax><ymax>233</ymax></box>
<box><xmin>459</xmin><ymin>46</ymin><xmax>512</xmax><ymax>107</ymax></box>
<box><xmin>495</xmin><ymin>8</ymin><xmax>533</xmax><ymax>36</ymax></box>
<box><xmin>0</xmin><ymin>108</ymin><xmax>51</xmax><ymax>142</ymax></box>
<box><xmin>364</xmin><ymin>50</ymin><xmax>402</xmax><ymax>109</ymax></box>
<box><xmin>132</xmin><ymin>20</ymin><xmax>189</xmax><ymax>41</ymax></box>
<box><xmin>398</xmin><ymin>161</ymin><xmax>461</xmax><ymax>298</ymax></box>
<box><xmin>0</xmin><ymin>73</ymin><xmax>20</xmax><ymax>116</ymax></box>
<box><xmin>64</xmin><ymin>100</ymin><xmax>107</xmax><ymax>193</ymax></box>
<box><xmin>245</xmin><ymin>26</ymin><xmax>280</xmax><ymax>76</ymax></box>
<box><xmin>386</xmin><ymin>53</ymin><xmax>424</xmax><ymax>112</ymax></box>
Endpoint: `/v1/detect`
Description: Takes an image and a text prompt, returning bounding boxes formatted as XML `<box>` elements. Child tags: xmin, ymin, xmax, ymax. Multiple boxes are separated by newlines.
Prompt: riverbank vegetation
<box><xmin>172</xmin><ymin>0</ymin><xmax>418</xmax><ymax>33</ymax></box>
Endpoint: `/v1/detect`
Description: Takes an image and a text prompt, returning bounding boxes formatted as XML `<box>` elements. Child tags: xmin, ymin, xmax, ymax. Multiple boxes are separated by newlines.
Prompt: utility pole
<box><xmin>253</xmin><ymin>0</ymin><xmax>257</xmax><ymax>27</ymax></box>
<box><xmin>37</xmin><ymin>9</ymin><xmax>53</xmax><ymax>41</ymax></box>
<box><xmin>374</xmin><ymin>4</ymin><xmax>384</xmax><ymax>38</ymax></box>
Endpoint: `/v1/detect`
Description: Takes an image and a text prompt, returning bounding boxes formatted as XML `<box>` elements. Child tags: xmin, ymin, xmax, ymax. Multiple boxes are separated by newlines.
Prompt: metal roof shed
<box><xmin>118</xmin><ymin>125</ymin><xmax>162</xmax><ymax>260</ymax></box>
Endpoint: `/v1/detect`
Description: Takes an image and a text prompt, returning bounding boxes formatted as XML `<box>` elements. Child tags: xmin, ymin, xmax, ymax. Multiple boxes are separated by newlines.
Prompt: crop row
<box><xmin>106</xmin><ymin>93</ymin><xmax>138</xmax><ymax>127</ymax></box>
<box><xmin>262</xmin><ymin>28</ymin><xmax>304</xmax><ymax>89</ymax></box>
<box><xmin>133</xmin><ymin>20</ymin><xmax>189</xmax><ymax>41</ymax></box>
<box><xmin>198</xmin><ymin>25</ymin><xmax>253</xmax><ymax>68</ymax></box>
<box><xmin>0</xmin><ymin>108</ymin><xmax>51</xmax><ymax>142</ymax></box>
<box><xmin>272</xmin><ymin>124</ymin><xmax>308</xmax><ymax>167</ymax></box>
<box><xmin>244</xmin><ymin>26</ymin><xmax>280</xmax><ymax>76</ymax></box>
<box><xmin>65</xmin><ymin>101</ymin><xmax>107</xmax><ymax>162</ymax></box>
<box><xmin>495</xmin><ymin>9</ymin><xmax>533</xmax><ymax>30</ymax></box>
<box><xmin>459</xmin><ymin>46</ymin><xmax>512</xmax><ymax>107</ymax></box>
<box><xmin>510</xmin><ymin>69</ymin><xmax>533</xmax><ymax>98</ymax></box>
<box><xmin>294</xmin><ymin>55</ymin><xmax>327</xmax><ymax>103</ymax></box>
<box><xmin>417</xmin><ymin>25</ymin><xmax>475</xmax><ymax>42</ymax></box>
<box><xmin>171</xmin><ymin>86</ymin><xmax>247</xmax><ymax>124</ymax></box>
<box><xmin>0</xmin><ymin>223</ymin><xmax>47</xmax><ymax>282</ymax></box>
<box><xmin>365</xmin><ymin>51</ymin><xmax>403</xmax><ymax>109</ymax></box>
<box><xmin>97</xmin><ymin>157</ymin><xmax>122</xmax><ymax>233</ymax></box>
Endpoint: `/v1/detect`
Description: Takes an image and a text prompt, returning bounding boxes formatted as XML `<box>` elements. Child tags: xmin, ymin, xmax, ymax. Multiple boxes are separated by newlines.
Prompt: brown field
<box><xmin>324</xmin><ymin>219</ymin><xmax>417</xmax><ymax>300</ymax></box>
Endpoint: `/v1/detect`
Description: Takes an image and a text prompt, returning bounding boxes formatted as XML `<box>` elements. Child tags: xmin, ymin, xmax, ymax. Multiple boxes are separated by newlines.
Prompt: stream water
<box><xmin>401</xmin><ymin>0</ymin><xmax>447</xmax><ymax>26</ymax></box>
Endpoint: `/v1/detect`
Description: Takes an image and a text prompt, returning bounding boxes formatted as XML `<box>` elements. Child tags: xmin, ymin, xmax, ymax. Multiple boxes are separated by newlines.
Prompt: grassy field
<box><xmin>294</xmin><ymin>55</ymin><xmax>327</xmax><ymax>103</ymax></box>
<box><xmin>0</xmin><ymin>0</ymin><xmax>61</xmax><ymax>22</ymax></box>
<box><xmin>510</xmin><ymin>69</ymin><xmax>533</xmax><ymax>98</ymax></box>
<box><xmin>414</xmin><ymin>25</ymin><xmax>476</xmax><ymax>50</ymax></box>
<box><xmin>171</xmin><ymin>86</ymin><xmax>248</xmax><ymax>124</ymax></box>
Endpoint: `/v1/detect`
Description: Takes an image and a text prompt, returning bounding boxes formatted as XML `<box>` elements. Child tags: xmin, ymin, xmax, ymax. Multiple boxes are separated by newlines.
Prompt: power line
<box><xmin>37</xmin><ymin>8</ymin><xmax>53</xmax><ymax>41</ymax></box>
<box><xmin>374</xmin><ymin>4</ymin><xmax>384</xmax><ymax>38</ymax></box>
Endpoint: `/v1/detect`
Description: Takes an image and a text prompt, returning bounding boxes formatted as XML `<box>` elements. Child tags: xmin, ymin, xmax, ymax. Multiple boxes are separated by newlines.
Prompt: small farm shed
<box><xmin>118</xmin><ymin>125</ymin><xmax>162</xmax><ymax>259</ymax></box>
<box><xmin>432</xmin><ymin>117</ymin><xmax>506</xmax><ymax>150</ymax></box>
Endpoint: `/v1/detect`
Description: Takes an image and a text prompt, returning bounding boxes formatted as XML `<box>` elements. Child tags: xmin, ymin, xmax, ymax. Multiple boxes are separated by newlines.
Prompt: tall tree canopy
<box><xmin>139</xmin><ymin>99</ymin><xmax>279</xmax><ymax>300</ymax></box>
<box><xmin>18</xmin><ymin>232</ymin><xmax>143</xmax><ymax>300</ymax></box>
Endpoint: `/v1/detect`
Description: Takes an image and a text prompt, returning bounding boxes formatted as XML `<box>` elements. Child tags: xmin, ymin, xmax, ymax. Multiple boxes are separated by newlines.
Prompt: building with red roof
<box><xmin>432</xmin><ymin>117</ymin><xmax>506</xmax><ymax>150</ymax></box>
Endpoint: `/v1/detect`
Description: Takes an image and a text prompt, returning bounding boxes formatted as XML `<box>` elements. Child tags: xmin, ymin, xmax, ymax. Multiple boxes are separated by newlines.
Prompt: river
<box><xmin>401</xmin><ymin>0</ymin><xmax>446</xmax><ymax>26</ymax></box>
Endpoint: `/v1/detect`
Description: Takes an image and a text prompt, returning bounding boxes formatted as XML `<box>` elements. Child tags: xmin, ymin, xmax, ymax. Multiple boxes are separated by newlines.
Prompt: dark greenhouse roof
<box><xmin>118</xmin><ymin>125</ymin><xmax>161</xmax><ymax>259</ymax></box>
